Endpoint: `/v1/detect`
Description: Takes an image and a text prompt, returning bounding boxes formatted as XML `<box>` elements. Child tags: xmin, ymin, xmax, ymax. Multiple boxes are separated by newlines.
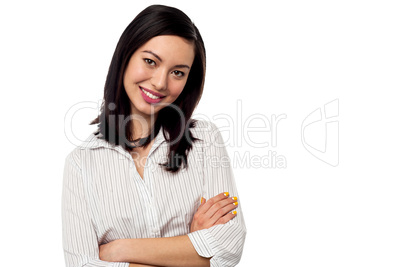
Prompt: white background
<box><xmin>1</xmin><ymin>0</ymin><xmax>401</xmax><ymax>266</ymax></box>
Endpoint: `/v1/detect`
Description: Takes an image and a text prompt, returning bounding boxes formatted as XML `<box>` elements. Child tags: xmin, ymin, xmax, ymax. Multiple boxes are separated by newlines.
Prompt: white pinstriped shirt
<box><xmin>62</xmin><ymin>120</ymin><xmax>246</xmax><ymax>267</ymax></box>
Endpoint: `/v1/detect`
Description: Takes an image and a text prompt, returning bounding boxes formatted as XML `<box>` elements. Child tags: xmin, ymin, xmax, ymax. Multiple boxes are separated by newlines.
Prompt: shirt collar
<box><xmin>80</xmin><ymin>127</ymin><xmax>166</xmax><ymax>153</ymax></box>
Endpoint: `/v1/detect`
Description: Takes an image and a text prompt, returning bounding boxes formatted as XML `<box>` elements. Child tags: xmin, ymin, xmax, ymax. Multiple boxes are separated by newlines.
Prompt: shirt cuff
<box><xmin>187</xmin><ymin>228</ymin><xmax>220</xmax><ymax>258</ymax></box>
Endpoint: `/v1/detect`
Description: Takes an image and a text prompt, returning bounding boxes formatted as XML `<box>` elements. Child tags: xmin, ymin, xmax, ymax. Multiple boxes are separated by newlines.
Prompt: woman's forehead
<box><xmin>137</xmin><ymin>35</ymin><xmax>195</xmax><ymax>64</ymax></box>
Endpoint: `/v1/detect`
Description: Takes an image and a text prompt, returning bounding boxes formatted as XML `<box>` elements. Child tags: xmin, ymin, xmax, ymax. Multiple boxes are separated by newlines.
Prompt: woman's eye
<box><xmin>172</xmin><ymin>70</ymin><xmax>184</xmax><ymax>77</ymax></box>
<box><xmin>144</xmin><ymin>59</ymin><xmax>156</xmax><ymax>66</ymax></box>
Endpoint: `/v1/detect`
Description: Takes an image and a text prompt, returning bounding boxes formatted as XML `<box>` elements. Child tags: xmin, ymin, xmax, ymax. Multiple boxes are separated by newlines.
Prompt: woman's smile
<box><xmin>139</xmin><ymin>86</ymin><xmax>166</xmax><ymax>104</ymax></box>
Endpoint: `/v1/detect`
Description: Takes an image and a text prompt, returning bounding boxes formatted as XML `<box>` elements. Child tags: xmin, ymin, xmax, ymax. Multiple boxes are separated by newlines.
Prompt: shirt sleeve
<box><xmin>187</xmin><ymin>121</ymin><xmax>247</xmax><ymax>267</ymax></box>
<box><xmin>62</xmin><ymin>149</ymin><xmax>129</xmax><ymax>267</ymax></box>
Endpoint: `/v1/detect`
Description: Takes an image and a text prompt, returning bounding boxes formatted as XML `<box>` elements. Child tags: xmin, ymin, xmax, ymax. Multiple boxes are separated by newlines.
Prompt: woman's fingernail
<box><xmin>224</xmin><ymin>192</ymin><xmax>229</xmax><ymax>197</ymax></box>
<box><xmin>233</xmin><ymin>201</ymin><xmax>238</xmax><ymax>206</ymax></box>
<box><xmin>200</xmin><ymin>197</ymin><xmax>205</xmax><ymax>204</ymax></box>
<box><xmin>232</xmin><ymin>197</ymin><xmax>237</xmax><ymax>201</ymax></box>
<box><xmin>232</xmin><ymin>210</ymin><xmax>237</xmax><ymax>215</ymax></box>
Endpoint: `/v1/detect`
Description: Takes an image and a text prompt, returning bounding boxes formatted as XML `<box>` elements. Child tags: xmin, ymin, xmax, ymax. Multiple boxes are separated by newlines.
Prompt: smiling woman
<box><xmin>62</xmin><ymin>4</ymin><xmax>246</xmax><ymax>267</ymax></box>
<box><xmin>124</xmin><ymin>35</ymin><xmax>195</xmax><ymax>118</ymax></box>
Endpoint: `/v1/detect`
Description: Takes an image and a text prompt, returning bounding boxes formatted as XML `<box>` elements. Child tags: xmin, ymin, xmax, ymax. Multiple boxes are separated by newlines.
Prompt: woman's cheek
<box><xmin>133</xmin><ymin>67</ymin><xmax>150</xmax><ymax>81</ymax></box>
<box><xmin>171</xmin><ymin>81</ymin><xmax>186</xmax><ymax>98</ymax></box>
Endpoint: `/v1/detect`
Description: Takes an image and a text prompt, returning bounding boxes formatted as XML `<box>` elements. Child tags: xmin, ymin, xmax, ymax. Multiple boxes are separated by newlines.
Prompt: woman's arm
<box><xmin>102</xmin><ymin>235</ymin><xmax>210</xmax><ymax>267</ymax></box>
<box><xmin>128</xmin><ymin>264</ymin><xmax>162</xmax><ymax>267</ymax></box>
<box><xmin>186</xmin><ymin>121</ymin><xmax>247</xmax><ymax>266</ymax></box>
<box><xmin>100</xmin><ymin>193</ymin><xmax>238</xmax><ymax>267</ymax></box>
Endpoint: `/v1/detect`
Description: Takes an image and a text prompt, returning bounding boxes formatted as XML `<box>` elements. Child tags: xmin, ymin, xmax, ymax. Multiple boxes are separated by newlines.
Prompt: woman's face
<box><xmin>123</xmin><ymin>35</ymin><xmax>195</xmax><ymax>120</ymax></box>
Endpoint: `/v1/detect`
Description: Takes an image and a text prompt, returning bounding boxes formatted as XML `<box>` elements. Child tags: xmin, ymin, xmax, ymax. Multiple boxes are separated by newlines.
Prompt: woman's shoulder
<box><xmin>190</xmin><ymin>119</ymin><xmax>223</xmax><ymax>144</ymax></box>
<box><xmin>192</xmin><ymin>119</ymin><xmax>216</xmax><ymax>130</ymax></box>
<box><xmin>64</xmin><ymin>132</ymin><xmax>111</xmax><ymax>168</ymax></box>
<box><xmin>191</xmin><ymin>119</ymin><xmax>216</xmax><ymax>133</ymax></box>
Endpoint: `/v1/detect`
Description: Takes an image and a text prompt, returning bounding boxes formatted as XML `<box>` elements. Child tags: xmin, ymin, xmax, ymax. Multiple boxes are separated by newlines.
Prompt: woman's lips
<box><xmin>139</xmin><ymin>86</ymin><xmax>165</xmax><ymax>104</ymax></box>
<box><xmin>139</xmin><ymin>86</ymin><xmax>165</xmax><ymax>97</ymax></box>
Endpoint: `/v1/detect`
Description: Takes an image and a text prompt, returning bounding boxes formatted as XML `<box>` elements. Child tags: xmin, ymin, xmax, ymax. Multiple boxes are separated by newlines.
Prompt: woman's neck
<box><xmin>130</xmin><ymin>115</ymin><xmax>158</xmax><ymax>141</ymax></box>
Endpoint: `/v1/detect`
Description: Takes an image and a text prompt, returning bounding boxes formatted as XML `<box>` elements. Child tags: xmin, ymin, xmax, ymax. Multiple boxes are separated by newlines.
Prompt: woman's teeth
<box><xmin>141</xmin><ymin>88</ymin><xmax>161</xmax><ymax>99</ymax></box>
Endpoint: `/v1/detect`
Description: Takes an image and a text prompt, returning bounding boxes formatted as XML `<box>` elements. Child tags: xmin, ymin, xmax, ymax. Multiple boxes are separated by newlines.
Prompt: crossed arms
<box><xmin>98</xmin><ymin>193</ymin><xmax>239</xmax><ymax>266</ymax></box>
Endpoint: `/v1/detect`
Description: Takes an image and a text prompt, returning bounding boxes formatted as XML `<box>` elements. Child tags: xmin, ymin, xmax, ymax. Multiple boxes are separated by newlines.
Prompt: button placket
<box><xmin>144</xmin><ymin>157</ymin><xmax>161</xmax><ymax>237</ymax></box>
<box><xmin>126</xmin><ymin>154</ymin><xmax>154</xmax><ymax>238</ymax></box>
<box><xmin>128</xmin><ymin>132</ymin><xmax>164</xmax><ymax>238</ymax></box>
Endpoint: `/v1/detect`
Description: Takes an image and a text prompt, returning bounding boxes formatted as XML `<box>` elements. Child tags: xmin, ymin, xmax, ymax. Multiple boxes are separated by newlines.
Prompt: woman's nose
<box><xmin>151</xmin><ymin>69</ymin><xmax>168</xmax><ymax>91</ymax></box>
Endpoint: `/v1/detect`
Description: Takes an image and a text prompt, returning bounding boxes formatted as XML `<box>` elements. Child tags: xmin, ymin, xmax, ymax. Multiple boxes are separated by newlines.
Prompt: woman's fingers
<box><xmin>200</xmin><ymin>193</ymin><xmax>238</xmax><ymax>223</ymax></box>
<box><xmin>191</xmin><ymin>192</ymin><xmax>238</xmax><ymax>232</ymax></box>
<box><xmin>197</xmin><ymin>192</ymin><xmax>229</xmax><ymax>215</ymax></box>
<box><xmin>209</xmin><ymin>198</ymin><xmax>238</xmax><ymax>224</ymax></box>
<box><xmin>204</xmin><ymin>195</ymin><xmax>237</xmax><ymax>219</ymax></box>
<box><xmin>213</xmin><ymin>208</ymin><xmax>237</xmax><ymax>226</ymax></box>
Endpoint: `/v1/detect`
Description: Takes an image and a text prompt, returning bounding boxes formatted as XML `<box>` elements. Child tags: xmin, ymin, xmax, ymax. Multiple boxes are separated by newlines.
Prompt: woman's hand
<box><xmin>190</xmin><ymin>192</ymin><xmax>238</xmax><ymax>232</ymax></box>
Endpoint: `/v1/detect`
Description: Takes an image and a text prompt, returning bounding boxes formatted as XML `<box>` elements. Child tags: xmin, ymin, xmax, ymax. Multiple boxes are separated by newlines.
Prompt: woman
<box><xmin>62</xmin><ymin>5</ymin><xmax>246</xmax><ymax>267</ymax></box>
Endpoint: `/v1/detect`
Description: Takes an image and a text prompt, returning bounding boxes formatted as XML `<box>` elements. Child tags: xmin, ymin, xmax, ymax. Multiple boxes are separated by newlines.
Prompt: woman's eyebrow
<box><xmin>142</xmin><ymin>50</ymin><xmax>162</xmax><ymax>62</ymax></box>
<box><xmin>174</xmin><ymin>64</ymin><xmax>190</xmax><ymax>69</ymax></box>
<box><xmin>142</xmin><ymin>50</ymin><xmax>190</xmax><ymax>69</ymax></box>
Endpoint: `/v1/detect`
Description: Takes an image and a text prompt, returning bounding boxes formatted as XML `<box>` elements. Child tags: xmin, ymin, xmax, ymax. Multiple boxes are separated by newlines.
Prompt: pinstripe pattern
<box><xmin>62</xmin><ymin>120</ymin><xmax>246</xmax><ymax>267</ymax></box>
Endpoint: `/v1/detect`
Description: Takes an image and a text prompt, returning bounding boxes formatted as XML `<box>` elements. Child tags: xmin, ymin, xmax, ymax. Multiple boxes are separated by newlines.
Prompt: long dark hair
<box><xmin>90</xmin><ymin>5</ymin><xmax>206</xmax><ymax>172</ymax></box>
